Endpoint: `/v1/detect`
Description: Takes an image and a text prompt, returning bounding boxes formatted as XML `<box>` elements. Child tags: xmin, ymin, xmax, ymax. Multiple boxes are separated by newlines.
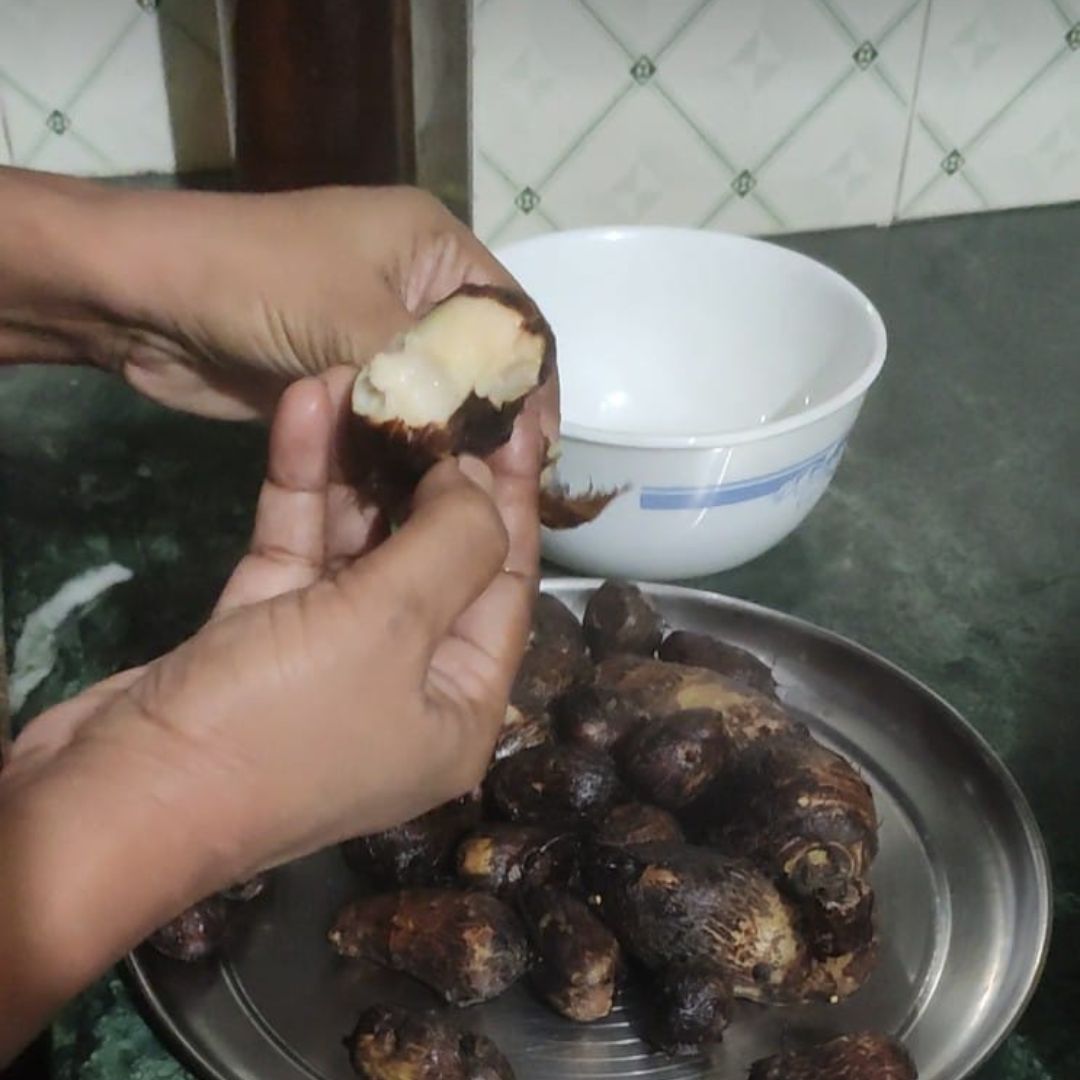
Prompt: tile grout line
<box><xmin>651</xmin><ymin>79</ymin><xmax>739</xmax><ymax>174</ymax></box>
<box><xmin>1046</xmin><ymin>0</ymin><xmax>1075</xmax><ymax>28</ymax></box>
<box><xmin>23</xmin><ymin>11</ymin><xmax>142</xmax><ymax>168</ymax></box>
<box><xmin>891</xmin><ymin>0</ymin><xmax>935</xmax><ymax>222</ymax></box>
<box><xmin>963</xmin><ymin>46</ymin><xmax>1070</xmax><ymax>155</ymax></box>
<box><xmin>536</xmin><ymin>83</ymin><xmax>633</xmax><ymax>191</ymax></box>
<box><xmin>654</xmin><ymin>0</ymin><xmax>715</xmax><ymax>61</ymax></box>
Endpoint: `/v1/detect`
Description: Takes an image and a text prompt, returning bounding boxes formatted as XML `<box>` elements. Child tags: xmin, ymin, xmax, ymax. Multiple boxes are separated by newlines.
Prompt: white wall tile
<box><xmin>472</xmin><ymin>0</ymin><xmax>629</xmax><ymax>188</ymax></box>
<box><xmin>0</xmin><ymin>0</ymin><xmax>229</xmax><ymax>175</ymax></box>
<box><xmin>898</xmin><ymin>0</ymin><xmax>1079</xmax><ymax>219</ymax></box>
<box><xmin>581</xmin><ymin>0</ymin><xmax>706</xmax><ymax>59</ymax></box>
<box><xmin>542</xmin><ymin>83</ymin><xmax>732</xmax><ymax>229</ymax></box>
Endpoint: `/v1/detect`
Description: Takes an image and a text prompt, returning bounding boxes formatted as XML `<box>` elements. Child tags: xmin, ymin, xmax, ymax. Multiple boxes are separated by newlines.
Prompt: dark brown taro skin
<box><xmin>518</xmin><ymin>886</ymin><xmax>621</xmax><ymax>1022</ymax></box>
<box><xmin>592</xmin><ymin>656</ymin><xmax>798</xmax><ymax>752</ymax></box>
<box><xmin>346</xmin><ymin>1004</ymin><xmax>516</xmax><ymax>1080</ymax></box>
<box><xmin>584</xmin><ymin>843</ymin><xmax>810</xmax><ymax>1003</ymax></box>
<box><xmin>703</xmin><ymin>732</ymin><xmax>878</xmax><ymax>958</ymax></box>
<box><xmin>456</xmin><ymin>823</ymin><xmax>580</xmax><ymax>899</ymax></box>
<box><xmin>616</xmin><ymin>709</ymin><xmax>732</xmax><ymax>812</ymax></box>
<box><xmin>748</xmin><ymin>1032</ymin><xmax>918</xmax><ymax>1080</ymax></box>
<box><xmin>592</xmin><ymin>802</ymin><xmax>685</xmax><ymax>847</ymax></box>
<box><xmin>659</xmin><ymin>630</ymin><xmax>778</xmax><ymax>697</ymax></box>
<box><xmin>511</xmin><ymin>593</ymin><xmax>591</xmax><ymax>712</ymax></box>
<box><xmin>147</xmin><ymin>896</ymin><xmax>231</xmax><ymax>962</ymax></box>
<box><xmin>340</xmin><ymin>794</ymin><xmax>482</xmax><ymax>888</ymax></box>
<box><xmin>348</xmin><ymin>284</ymin><xmax>554</xmax><ymax>511</ymax></box>
<box><xmin>643</xmin><ymin>962</ymin><xmax>733</xmax><ymax>1055</ymax></box>
<box><xmin>485</xmin><ymin>744</ymin><xmax>621</xmax><ymax>828</ymax></box>
<box><xmin>328</xmin><ymin>889</ymin><xmax>529</xmax><ymax>1006</ymax></box>
<box><xmin>552</xmin><ymin>684</ymin><xmax>646</xmax><ymax>753</ymax></box>
<box><xmin>582</xmin><ymin>581</ymin><xmax>665</xmax><ymax>661</ymax></box>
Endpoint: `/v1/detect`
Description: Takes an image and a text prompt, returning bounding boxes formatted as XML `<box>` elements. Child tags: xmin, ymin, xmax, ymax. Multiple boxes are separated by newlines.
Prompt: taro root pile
<box><xmin>324</xmin><ymin>581</ymin><xmax>917</xmax><ymax>1080</ymax></box>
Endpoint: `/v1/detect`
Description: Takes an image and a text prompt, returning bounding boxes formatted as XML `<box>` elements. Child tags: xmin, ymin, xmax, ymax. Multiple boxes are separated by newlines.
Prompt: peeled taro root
<box><xmin>347</xmin><ymin>1003</ymin><xmax>516</xmax><ymax>1080</ymax></box>
<box><xmin>519</xmin><ymin>886</ymin><xmax>622</xmax><ymax>1022</ymax></box>
<box><xmin>748</xmin><ymin>1032</ymin><xmax>917</xmax><ymax>1080</ymax></box>
<box><xmin>644</xmin><ymin>962</ymin><xmax>733</xmax><ymax>1055</ymax></box>
<box><xmin>349</xmin><ymin>284</ymin><xmax>614</xmax><ymax>529</ymax></box>
<box><xmin>329</xmin><ymin>889</ymin><xmax>529</xmax><ymax>1006</ymax></box>
<box><xmin>583</xmin><ymin>581</ymin><xmax>665</xmax><ymax>661</ymax></box>
<box><xmin>148</xmin><ymin>896</ymin><xmax>231</xmax><ymax>962</ymax></box>
<box><xmin>340</xmin><ymin>793</ymin><xmax>481</xmax><ymax>889</ymax></box>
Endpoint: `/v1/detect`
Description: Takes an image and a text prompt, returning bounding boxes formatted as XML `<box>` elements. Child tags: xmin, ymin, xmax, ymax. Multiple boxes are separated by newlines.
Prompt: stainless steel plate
<box><xmin>126</xmin><ymin>579</ymin><xmax>1050</xmax><ymax>1080</ymax></box>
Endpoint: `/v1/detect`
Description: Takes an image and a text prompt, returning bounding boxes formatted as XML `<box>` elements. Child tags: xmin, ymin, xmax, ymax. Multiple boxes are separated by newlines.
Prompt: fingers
<box><xmin>214</xmin><ymin>378</ymin><xmax>331</xmax><ymax>615</ymax></box>
<box><xmin>337</xmin><ymin>457</ymin><xmax>509</xmax><ymax>649</ymax></box>
<box><xmin>428</xmin><ymin>415</ymin><xmax>542</xmax><ymax>711</ymax></box>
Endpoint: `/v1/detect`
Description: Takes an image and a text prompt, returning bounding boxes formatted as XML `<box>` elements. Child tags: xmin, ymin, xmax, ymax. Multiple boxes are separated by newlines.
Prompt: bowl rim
<box><xmin>496</xmin><ymin>225</ymin><xmax>889</xmax><ymax>449</ymax></box>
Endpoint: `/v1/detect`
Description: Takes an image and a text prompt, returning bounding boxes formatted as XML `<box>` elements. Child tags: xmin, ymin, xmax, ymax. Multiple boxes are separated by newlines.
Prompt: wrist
<box><xmin>0</xmin><ymin>708</ymin><xmax>240</xmax><ymax>1052</ymax></box>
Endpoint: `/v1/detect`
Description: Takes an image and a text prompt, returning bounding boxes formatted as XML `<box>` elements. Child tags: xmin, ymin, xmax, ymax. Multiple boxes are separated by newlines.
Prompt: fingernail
<box><xmin>458</xmin><ymin>455</ymin><xmax>495</xmax><ymax>495</ymax></box>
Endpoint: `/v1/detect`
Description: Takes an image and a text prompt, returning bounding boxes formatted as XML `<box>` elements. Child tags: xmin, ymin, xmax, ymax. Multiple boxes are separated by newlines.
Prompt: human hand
<box><xmin>93</xmin><ymin>181</ymin><xmax>558</xmax><ymax>444</ymax></box>
<box><xmin>8</xmin><ymin>375</ymin><xmax>541</xmax><ymax>880</ymax></box>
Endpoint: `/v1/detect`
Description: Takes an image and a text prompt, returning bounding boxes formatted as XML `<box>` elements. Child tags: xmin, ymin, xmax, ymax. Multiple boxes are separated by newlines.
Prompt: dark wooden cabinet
<box><xmin>229</xmin><ymin>0</ymin><xmax>416</xmax><ymax>191</ymax></box>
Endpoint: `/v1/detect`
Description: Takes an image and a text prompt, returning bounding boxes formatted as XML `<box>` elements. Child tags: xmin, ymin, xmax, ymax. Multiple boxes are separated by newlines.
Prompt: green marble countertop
<box><xmin>2</xmin><ymin>201</ymin><xmax>1077</xmax><ymax>1079</ymax></box>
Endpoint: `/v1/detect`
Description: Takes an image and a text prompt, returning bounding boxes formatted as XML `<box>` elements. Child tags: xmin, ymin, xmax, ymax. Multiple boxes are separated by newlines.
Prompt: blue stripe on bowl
<box><xmin>639</xmin><ymin>439</ymin><xmax>847</xmax><ymax>510</ymax></box>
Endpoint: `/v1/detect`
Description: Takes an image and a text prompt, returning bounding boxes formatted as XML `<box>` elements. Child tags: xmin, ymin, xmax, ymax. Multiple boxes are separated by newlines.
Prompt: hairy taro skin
<box><xmin>616</xmin><ymin>709</ymin><xmax>732</xmax><ymax>812</ymax></box>
<box><xmin>485</xmin><ymin>744</ymin><xmax>621</xmax><ymax>827</ymax></box>
<box><xmin>584</xmin><ymin>843</ymin><xmax>810</xmax><ymax>1003</ymax></box>
<box><xmin>519</xmin><ymin>886</ymin><xmax>621</xmax><ymax>1022</ymax></box>
<box><xmin>644</xmin><ymin>962</ymin><xmax>733</xmax><ymax>1055</ymax></box>
<box><xmin>340</xmin><ymin>793</ymin><xmax>482</xmax><ymax>889</ymax></box>
<box><xmin>328</xmin><ymin>889</ymin><xmax>529</xmax><ymax>1006</ymax></box>
<box><xmin>592</xmin><ymin>802</ymin><xmax>685</xmax><ymax>848</ymax></box>
<box><xmin>748</xmin><ymin>1032</ymin><xmax>918</xmax><ymax>1080</ymax></box>
<box><xmin>582</xmin><ymin>581</ymin><xmax>665</xmax><ymax>662</ymax></box>
<box><xmin>347</xmin><ymin>1004</ymin><xmax>516</xmax><ymax>1080</ymax></box>
<box><xmin>148</xmin><ymin>896</ymin><xmax>231</xmax><ymax>962</ymax></box>
<box><xmin>658</xmin><ymin>631</ymin><xmax>778</xmax><ymax>698</ymax></box>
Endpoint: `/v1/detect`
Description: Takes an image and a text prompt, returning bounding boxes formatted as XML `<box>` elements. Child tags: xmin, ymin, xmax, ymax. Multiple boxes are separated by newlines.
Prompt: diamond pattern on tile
<box><xmin>899</xmin><ymin>120</ymin><xmax>988</xmax><ymax>218</ymax></box>
<box><xmin>913</xmin><ymin>0</ymin><xmax>1063</xmax><ymax>147</ymax></box>
<box><xmin>581</xmin><ymin>0</ymin><xmax>708</xmax><ymax>59</ymax></box>
<box><xmin>706</xmin><ymin>188</ymin><xmax>783</xmax><ymax>234</ymax></box>
<box><xmin>898</xmin><ymin>0</ymin><xmax>1074</xmax><ymax>217</ymax></box>
<box><xmin>473</xmin><ymin>0</ymin><xmax>630</xmax><ymax>185</ymax></box>
<box><xmin>853</xmin><ymin>41</ymin><xmax>879</xmax><ymax>69</ymax></box>
<box><xmin>962</xmin><ymin>49</ymin><xmax>1080</xmax><ymax>207</ymax></box>
<box><xmin>29</xmin><ymin>120</ymin><xmax>113</xmax><ymax>173</ymax></box>
<box><xmin>541</xmin><ymin>84</ymin><xmax>732</xmax><ymax>229</ymax></box>
<box><xmin>0</xmin><ymin>75</ymin><xmax>48</xmax><ymax>165</ymax></box>
<box><xmin>490</xmin><ymin>206</ymin><xmax>557</xmax><ymax>247</ymax></box>
<box><xmin>828</xmin><ymin>0</ymin><xmax>922</xmax><ymax>40</ymax></box>
<box><xmin>472</xmin><ymin>153</ymin><xmax>520</xmax><ymax>241</ymax></box>
<box><xmin>0</xmin><ymin>0</ymin><xmax>138</xmax><ymax>118</ymax></box>
<box><xmin>61</xmin><ymin>13</ymin><xmax>173</xmax><ymax>172</ymax></box>
<box><xmin>660</xmin><ymin>0</ymin><xmax>853</xmax><ymax>168</ymax></box>
<box><xmin>762</xmin><ymin>67</ymin><xmax>910</xmax><ymax>229</ymax></box>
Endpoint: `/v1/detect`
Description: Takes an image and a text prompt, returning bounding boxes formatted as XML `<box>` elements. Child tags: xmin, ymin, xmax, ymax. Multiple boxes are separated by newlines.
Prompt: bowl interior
<box><xmin>497</xmin><ymin>227</ymin><xmax>885</xmax><ymax>442</ymax></box>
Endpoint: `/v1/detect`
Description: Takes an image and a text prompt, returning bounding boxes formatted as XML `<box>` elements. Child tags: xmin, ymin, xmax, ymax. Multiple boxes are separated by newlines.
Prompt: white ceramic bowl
<box><xmin>496</xmin><ymin>226</ymin><xmax>887</xmax><ymax>581</ymax></box>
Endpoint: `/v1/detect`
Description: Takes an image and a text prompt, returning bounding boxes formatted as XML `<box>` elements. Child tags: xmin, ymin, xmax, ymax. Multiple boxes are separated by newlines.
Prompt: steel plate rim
<box><xmin>544</xmin><ymin>576</ymin><xmax>1053</xmax><ymax>1077</ymax></box>
<box><xmin>123</xmin><ymin>576</ymin><xmax>1053</xmax><ymax>1080</ymax></box>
